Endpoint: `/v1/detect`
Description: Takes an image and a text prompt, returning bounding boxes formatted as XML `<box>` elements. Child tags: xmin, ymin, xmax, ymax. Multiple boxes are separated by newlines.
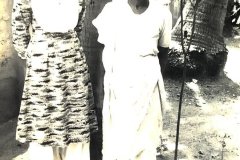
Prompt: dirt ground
<box><xmin>0</xmin><ymin>27</ymin><xmax>240</xmax><ymax>160</ymax></box>
<box><xmin>159</xmin><ymin>27</ymin><xmax>240</xmax><ymax>160</ymax></box>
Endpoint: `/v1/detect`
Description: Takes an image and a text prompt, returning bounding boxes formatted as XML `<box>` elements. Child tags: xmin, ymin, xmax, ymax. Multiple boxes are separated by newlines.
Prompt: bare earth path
<box><xmin>0</xmin><ymin>28</ymin><xmax>240</xmax><ymax>160</ymax></box>
<box><xmin>159</xmin><ymin>28</ymin><xmax>240</xmax><ymax>160</ymax></box>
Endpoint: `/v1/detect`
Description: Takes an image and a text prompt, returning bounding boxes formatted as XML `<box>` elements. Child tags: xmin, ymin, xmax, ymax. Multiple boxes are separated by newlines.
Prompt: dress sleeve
<box><xmin>12</xmin><ymin>0</ymin><xmax>32</xmax><ymax>59</ymax></box>
<box><xmin>158</xmin><ymin>6</ymin><xmax>172</xmax><ymax>48</ymax></box>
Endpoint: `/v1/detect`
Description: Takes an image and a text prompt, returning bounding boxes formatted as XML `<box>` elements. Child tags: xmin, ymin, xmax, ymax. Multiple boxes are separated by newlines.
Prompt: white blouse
<box><xmin>31</xmin><ymin>0</ymin><xmax>80</xmax><ymax>32</ymax></box>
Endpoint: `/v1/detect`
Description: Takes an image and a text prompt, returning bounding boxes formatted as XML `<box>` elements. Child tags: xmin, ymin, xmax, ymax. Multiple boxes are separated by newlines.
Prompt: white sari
<box><xmin>93</xmin><ymin>0</ymin><xmax>172</xmax><ymax>159</ymax></box>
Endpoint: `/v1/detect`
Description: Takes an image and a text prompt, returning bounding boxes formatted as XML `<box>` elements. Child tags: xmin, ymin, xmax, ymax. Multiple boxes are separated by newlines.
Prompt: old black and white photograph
<box><xmin>0</xmin><ymin>0</ymin><xmax>240</xmax><ymax>159</ymax></box>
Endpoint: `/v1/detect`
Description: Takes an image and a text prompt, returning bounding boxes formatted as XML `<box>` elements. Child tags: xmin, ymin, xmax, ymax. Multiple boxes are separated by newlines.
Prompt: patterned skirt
<box><xmin>16</xmin><ymin>30</ymin><xmax>98</xmax><ymax>146</ymax></box>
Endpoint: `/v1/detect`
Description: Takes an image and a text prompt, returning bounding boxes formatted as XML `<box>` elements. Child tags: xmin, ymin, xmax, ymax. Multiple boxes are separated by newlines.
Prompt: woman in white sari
<box><xmin>93</xmin><ymin>0</ymin><xmax>172</xmax><ymax>159</ymax></box>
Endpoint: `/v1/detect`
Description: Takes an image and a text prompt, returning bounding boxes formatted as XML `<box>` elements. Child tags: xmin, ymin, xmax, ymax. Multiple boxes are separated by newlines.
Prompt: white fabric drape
<box><xmin>93</xmin><ymin>0</ymin><xmax>172</xmax><ymax>159</ymax></box>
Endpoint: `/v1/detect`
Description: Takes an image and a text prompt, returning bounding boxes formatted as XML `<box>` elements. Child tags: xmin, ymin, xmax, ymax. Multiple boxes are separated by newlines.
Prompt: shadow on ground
<box><xmin>0</xmin><ymin>119</ymin><xmax>28</xmax><ymax>160</ymax></box>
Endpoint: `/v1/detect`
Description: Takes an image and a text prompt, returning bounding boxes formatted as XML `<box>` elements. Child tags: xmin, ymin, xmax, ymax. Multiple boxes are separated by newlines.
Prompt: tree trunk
<box><xmin>170</xmin><ymin>0</ymin><xmax>181</xmax><ymax>27</ymax></box>
<box><xmin>223</xmin><ymin>0</ymin><xmax>235</xmax><ymax>37</ymax></box>
<box><xmin>168</xmin><ymin>0</ymin><xmax>229</xmax><ymax>77</ymax></box>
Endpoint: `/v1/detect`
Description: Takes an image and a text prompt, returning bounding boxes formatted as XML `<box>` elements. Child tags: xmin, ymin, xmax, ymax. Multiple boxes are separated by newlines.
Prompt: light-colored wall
<box><xmin>0</xmin><ymin>0</ymin><xmax>13</xmax><ymax>61</ymax></box>
<box><xmin>0</xmin><ymin>0</ymin><xmax>25</xmax><ymax>123</ymax></box>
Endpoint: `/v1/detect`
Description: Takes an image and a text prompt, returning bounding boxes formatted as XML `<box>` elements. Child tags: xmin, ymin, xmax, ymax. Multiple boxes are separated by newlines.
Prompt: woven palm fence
<box><xmin>168</xmin><ymin>0</ymin><xmax>229</xmax><ymax>77</ymax></box>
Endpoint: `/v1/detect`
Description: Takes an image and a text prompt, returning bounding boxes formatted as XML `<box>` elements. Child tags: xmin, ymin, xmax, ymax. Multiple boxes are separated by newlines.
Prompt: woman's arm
<box><xmin>12</xmin><ymin>0</ymin><xmax>32</xmax><ymax>59</ymax></box>
<box><xmin>157</xmin><ymin>7</ymin><xmax>172</xmax><ymax>74</ymax></box>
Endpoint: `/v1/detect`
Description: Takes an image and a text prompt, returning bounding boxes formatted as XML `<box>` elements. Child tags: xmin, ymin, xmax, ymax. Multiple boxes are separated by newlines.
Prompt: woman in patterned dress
<box><xmin>93</xmin><ymin>0</ymin><xmax>171</xmax><ymax>159</ymax></box>
<box><xmin>11</xmin><ymin>0</ymin><xmax>98</xmax><ymax>159</ymax></box>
